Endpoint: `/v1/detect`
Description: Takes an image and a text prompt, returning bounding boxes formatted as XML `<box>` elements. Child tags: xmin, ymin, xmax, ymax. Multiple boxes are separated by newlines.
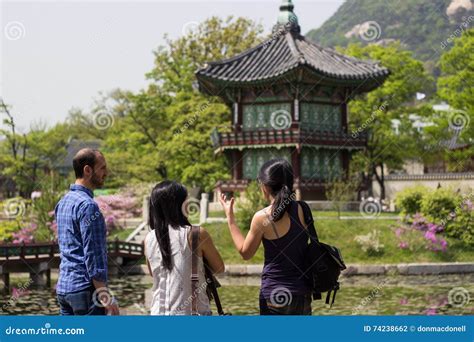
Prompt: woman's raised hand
<box><xmin>219</xmin><ymin>193</ymin><xmax>235</xmax><ymax>219</ymax></box>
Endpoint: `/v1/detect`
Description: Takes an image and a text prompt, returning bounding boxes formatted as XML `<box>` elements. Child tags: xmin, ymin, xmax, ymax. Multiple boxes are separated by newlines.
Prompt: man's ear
<box><xmin>83</xmin><ymin>165</ymin><xmax>93</xmax><ymax>177</ymax></box>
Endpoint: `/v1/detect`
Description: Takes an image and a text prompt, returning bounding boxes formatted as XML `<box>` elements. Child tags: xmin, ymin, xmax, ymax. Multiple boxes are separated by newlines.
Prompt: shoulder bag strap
<box><xmin>297</xmin><ymin>200</ymin><xmax>319</xmax><ymax>244</ymax></box>
<box><xmin>191</xmin><ymin>225</ymin><xmax>200</xmax><ymax>315</ymax></box>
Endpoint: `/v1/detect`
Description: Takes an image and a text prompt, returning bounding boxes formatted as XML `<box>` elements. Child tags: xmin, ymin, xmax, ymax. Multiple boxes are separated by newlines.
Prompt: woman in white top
<box><xmin>144</xmin><ymin>180</ymin><xmax>224</xmax><ymax>315</ymax></box>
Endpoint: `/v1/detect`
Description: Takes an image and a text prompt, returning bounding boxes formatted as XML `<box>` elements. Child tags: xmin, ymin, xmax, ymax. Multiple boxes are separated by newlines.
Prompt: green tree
<box><xmin>436</xmin><ymin>28</ymin><xmax>473</xmax><ymax>171</ymax></box>
<box><xmin>104</xmin><ymin>16</ymin><xmax>264</xmax><ymax>191</ymax></box>
<box><xmin>343</xmin><ymin>42</ymin><xmax>433</xmax><ymax>199</ymax></box>
<box><xmin>0</xmin><ymin>100</ymin><xmax>68</xmax><ymax>197</ymax></box>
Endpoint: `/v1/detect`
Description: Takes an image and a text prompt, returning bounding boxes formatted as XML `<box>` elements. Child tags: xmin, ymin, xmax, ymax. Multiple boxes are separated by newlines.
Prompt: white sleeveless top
<box><xmin>145</xmin><ymin>225</ymin><xmax>211</xmax><ymax>315</ymax></box>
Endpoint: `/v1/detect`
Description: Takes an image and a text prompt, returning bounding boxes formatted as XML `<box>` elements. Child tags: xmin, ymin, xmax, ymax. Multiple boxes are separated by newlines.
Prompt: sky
<box><xmin>0</xmin><ymin>0</ymin><xmax>343</xmax><ymax>132</ymax></box>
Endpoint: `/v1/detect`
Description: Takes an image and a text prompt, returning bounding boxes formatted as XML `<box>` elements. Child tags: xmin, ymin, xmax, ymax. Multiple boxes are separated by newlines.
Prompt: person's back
<box><xmin>55</xmin><ymin>148</ymin><xmax>119</xmax><ymax>316</ymax></box>
<box><xmin>145</xmin><ymin>225</ymin><xmax>211</xmax><ymax>315</ymax></box>
<box><xmin>219</xmin><ymin>158</ymin><xmax>312</xmax><ymax>315</ymax></box>
<box><xmin>260</xmin><ymin>201</ymin><xmax>310</xmax><ymax>300</ymax></box>
<box><xmin>56</xmin><ymin>184</ymin><xmax>105</xmax><ymax>294</ymax></box>
<box><xmin>144</xmin><ymin>181</ymin><xmax>224</xmax><ymax>315</ymax></box>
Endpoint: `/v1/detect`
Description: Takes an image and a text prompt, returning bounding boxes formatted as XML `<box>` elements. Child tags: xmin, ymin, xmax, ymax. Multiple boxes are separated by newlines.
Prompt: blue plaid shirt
<box><xmin>55</xmin><ymin>184</ymin><xmax>108</xmax><ymax>294</ymax></box>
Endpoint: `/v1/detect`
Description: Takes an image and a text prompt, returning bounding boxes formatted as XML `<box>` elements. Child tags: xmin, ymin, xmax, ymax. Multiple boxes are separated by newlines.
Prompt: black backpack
<box><xmin>297</xmin><ymin>201</ymin><xmax>346</xmax><ymax>308</ymax></box>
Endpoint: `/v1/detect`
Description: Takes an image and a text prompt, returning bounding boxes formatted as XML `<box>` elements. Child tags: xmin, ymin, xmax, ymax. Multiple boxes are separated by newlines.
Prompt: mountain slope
<box><xmin>305</xmin><ymin>0</ymin><xmax>473</xmax><ymax>75</ymax></box>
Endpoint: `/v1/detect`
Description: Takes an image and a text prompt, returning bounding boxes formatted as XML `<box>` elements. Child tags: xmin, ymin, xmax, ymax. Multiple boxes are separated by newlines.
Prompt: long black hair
<box><xmin>148</xmin><ymin>180</ymin><xmax>191</xmax><ymax>271</ymax></box>
<box><xmin>257</xmin><ymin>158</ymin><xmax>295</xmax><ymax>222</ymax></box>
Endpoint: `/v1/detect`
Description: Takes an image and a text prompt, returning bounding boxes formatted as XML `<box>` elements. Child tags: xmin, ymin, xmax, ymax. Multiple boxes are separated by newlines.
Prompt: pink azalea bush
<box><xmin>94</xmin><ymin>190</ymin><xmax>142</xmax><ymax>234</ymax></box>
<box><xmin>11</xmin><ymin>223</ymin><xmax>37</xmax><ymax>244</ymax></box>
<box><xmin>394</xmin><ymin>214</ymin><xmax>448</xmax><ymax>253</ymax></box>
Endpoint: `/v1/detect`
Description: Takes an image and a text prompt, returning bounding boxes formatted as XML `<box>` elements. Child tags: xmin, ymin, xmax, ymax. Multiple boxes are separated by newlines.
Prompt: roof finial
<box><xmin>274</xmin><ymin>0</ymin><xmax>300</xmax><ymax>34</ymax></box>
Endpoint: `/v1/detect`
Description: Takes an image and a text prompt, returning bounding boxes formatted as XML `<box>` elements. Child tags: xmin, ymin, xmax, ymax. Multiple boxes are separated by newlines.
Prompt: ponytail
<box><xmin>258</xmin><ymin>159</ymin><xmax>295</xmax><ymax>222</ymax></box>
<box><xmin>270</xmin><ymin>184</ymin><xmax>294</xmax><ymax>221</ymax></box>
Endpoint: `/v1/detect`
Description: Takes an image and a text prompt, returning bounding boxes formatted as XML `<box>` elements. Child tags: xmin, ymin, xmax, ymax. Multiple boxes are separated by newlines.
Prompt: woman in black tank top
<box><xmin>219</xmin><ymin>159</ymin><xmax>311</xmax><ymax>315</ymax></box>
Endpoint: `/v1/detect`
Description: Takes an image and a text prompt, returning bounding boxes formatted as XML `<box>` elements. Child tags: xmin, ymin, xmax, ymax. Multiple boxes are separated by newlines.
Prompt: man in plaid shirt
<box><xmin>55</xmin><ymin>148</ymin><xmax>119</xmax><ymax>315</ymax></box>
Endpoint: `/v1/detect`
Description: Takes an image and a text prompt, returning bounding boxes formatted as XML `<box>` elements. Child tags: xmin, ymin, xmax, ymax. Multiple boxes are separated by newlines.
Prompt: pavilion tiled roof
<box><xmin>196</xmin><ymin>30</ymin><xmax>389</xmax><ymax>90</ymax></box>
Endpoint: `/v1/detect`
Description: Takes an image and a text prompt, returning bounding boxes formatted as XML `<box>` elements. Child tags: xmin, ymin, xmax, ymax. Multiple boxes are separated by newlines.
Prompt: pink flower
<box><xmin>395</xmin><ymin>228</ymin><xmax>403</xmax><ymax>237</ymax></box>
<box><xmin>425</xmin><ymin>308</ymin><xmax>437</xmax><ymax>315</ymax></box>
<box><xmin>12</xmin><ymin>287</ymin><xmax>29</xmax><ymax>298</ymax></box>
<box><xmin>400</xmin><ymin>298</ymin><xmax>409</xmax><ymax>305</ymax></box>
<box><xmin>399</xmin><ymin>241</ymin><xmax>409</xmax><ymax>249</ymax></box>
<box><xmin>424</xmin><ymin>230</ymin><xmax>437</xmax><ymax>243</ymax></box>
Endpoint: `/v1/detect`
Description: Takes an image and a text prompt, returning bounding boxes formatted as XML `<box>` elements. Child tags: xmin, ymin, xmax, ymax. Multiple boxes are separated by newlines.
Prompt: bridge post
<box><xmin>29</xmin><ymin>262</ymin><xmax>49</xmax><ymax>287</ymax></box>
<box><xmin>0</xmin><ymin>264</ymin><xmax>9</xmax><ymax>292</ymax></box>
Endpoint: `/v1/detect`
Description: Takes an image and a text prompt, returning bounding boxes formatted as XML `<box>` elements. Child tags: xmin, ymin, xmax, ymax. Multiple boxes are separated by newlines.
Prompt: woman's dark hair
<box><xmin>257</xmin><ymin>158</ymin><xmax>295</xmax><ymax>222</ymax></box>
<box><xmin>149</xmin><ymin>181</ymin><xmax>191</xmax><ymax>271</ymax></box>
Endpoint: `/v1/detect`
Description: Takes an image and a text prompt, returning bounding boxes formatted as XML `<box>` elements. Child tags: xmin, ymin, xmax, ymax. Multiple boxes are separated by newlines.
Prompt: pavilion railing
<box><xmin>211</xmin><ymin>124</ymin><xmax>367</xmax><ymax>149</ymax></box>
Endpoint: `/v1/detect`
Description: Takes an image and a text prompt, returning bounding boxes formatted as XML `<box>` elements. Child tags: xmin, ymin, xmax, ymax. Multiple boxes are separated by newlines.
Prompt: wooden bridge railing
<box><xmin>0</xmin><ymin>240</ymin><xmax>144</xmax><ymax>261</ymax></box>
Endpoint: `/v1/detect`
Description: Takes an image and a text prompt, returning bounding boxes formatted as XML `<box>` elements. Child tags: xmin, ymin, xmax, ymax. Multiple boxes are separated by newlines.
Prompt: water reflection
<box><xmin>1</xmin><ymin>274</ymin><xmax>472</xmax><ymax>316</ymax></box>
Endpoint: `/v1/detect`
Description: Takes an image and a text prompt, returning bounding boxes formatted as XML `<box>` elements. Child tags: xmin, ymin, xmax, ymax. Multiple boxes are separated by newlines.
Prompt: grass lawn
<box><xmin>203</xmin><ymin>218</ymin><xmax>474</xmax><ymax>265</ymax></box>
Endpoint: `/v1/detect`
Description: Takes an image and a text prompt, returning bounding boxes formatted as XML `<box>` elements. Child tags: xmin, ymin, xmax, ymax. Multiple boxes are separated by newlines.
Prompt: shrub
<box><xmin>443</xmin><ymin>195</ymin><xmax>473</xmax><ymax>245</ymax></box>
<box><xmin>0</xmin><ymin>220</ymin><xmax>22</xmax><ymax>242</ymax></box>
<box><xmin>235</xmin><ymin>181</ymin><xmax>267</xmax><ymax>230</ymax></box>
<box><xmin>420</xmin><ymin>188</ymin><xmax>461</xmax><ymax>224</ymax></box>
<box><xmin>395</xmin><ymin>185</ymin><xmax>430</xmax><ymax>216</ymax></box>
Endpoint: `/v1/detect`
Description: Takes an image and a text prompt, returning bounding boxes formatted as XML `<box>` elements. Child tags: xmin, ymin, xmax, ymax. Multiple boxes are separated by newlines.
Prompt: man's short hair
<box><xmin>72</xmin><ymin>148</ymin><xmax>102</xmax><ymax>179</ymax></box>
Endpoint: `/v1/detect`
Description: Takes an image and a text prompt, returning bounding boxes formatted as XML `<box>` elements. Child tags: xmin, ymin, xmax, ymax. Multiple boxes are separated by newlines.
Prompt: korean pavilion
<box><xmin>195</xmin><ymin>0</ymin><xmax>389</xmax><ymax>200</ymax></box>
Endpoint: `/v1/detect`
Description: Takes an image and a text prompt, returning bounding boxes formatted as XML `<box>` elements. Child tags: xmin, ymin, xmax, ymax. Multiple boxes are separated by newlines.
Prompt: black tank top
<box><xmin>260</xmin><ymin>201</ymin><xmax>310</xmax><ymax>299</ymax></box>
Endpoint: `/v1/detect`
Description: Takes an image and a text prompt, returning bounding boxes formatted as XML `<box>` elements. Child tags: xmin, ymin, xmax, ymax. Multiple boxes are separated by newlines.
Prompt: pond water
<box><xmin>1</xmin><ymin>274</ymin><xmax>473</xmax><ymax>316</ymax></box>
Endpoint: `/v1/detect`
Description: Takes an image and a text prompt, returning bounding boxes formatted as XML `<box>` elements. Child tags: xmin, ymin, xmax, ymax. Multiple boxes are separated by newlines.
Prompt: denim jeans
<box><xmin>57</xmin><ymin>286</ymin><xmax>106</xmax><ymax>315</ymax></box>
<box><xmin>259</xmin><ymin>293</ymin><xmax>312</xmax><ymax>315</ymax></box>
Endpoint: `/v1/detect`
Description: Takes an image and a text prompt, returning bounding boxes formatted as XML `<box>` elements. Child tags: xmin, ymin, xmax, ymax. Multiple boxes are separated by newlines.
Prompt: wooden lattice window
<box><xmin>300</xmin><ymin>148</ymin><xmax>342</xmax><ymax>180</ymax></box>
<box><xmin>300</xmin><ymin>103</ymin><xmax>341</xmax><ymax>132</ymax></box>
<box><xmin>243</xmin><ymin>148</ymin><xmax>291</xmax><ymax>179</ymax></box>
<box><xmin>242</xmin><ymin>103</ymin><xmax>292</xmax><ymax>131</ymax></box>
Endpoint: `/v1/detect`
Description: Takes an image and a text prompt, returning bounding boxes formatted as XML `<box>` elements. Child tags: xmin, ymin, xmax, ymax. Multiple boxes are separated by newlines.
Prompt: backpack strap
<box><xmin>297</xmin><ymin>201</ymin><xmax>319</xmax><ymax>244</ymax></box>
<box><xmin>191</xmin><ymin>225</ymin><xmax>200</xmax><ymax>315</ymax></box>
<box><xmin>325</xmin><ymin>283</ymin><xmax>339</xmax><ymax>308</ymax></box>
